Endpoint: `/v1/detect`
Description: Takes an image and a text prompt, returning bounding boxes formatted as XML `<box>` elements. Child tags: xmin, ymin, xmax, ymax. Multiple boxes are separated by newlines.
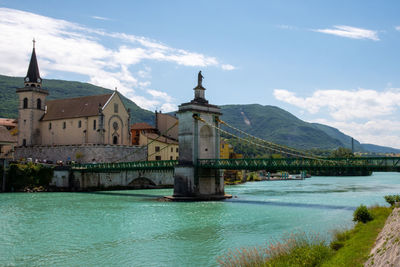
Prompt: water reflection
<box><xmin>226</xmin><ymin>199</ymin><xmax>355</xmax><ymax>210</ymax></box>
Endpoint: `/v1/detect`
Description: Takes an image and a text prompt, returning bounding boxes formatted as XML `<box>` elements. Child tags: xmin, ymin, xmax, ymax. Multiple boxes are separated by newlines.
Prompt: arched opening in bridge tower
<box><xmin>199</xmin><ymin>125</ymin><xmax>214</xmax><ymax>159</ymax></box>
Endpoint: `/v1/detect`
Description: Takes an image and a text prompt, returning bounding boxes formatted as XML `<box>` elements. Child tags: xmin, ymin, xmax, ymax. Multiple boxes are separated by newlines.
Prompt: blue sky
<box><xmin>1</xmin><ymin>1</ymin><xmax>400</xmax><ymax>148</ymax></box>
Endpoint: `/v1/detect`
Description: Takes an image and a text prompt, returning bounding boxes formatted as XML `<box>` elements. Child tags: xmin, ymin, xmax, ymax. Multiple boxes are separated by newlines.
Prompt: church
<box><xmin>15</xmin><ymin>42</ymin><xmax>143</xmax><ymax>163</ymax></box>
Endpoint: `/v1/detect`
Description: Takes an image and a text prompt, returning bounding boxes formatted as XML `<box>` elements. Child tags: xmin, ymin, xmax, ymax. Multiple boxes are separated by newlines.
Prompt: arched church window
<box><xmin>37</xmin><ymin>98</ymin><xmax>41</xmax><ymax>109</ymax></box>
<box><xmin>78</xmin><ymin>120</ymin><xmax>82</xmax><ymax>128</ymax></box>
<box><xmin>114</xmin><ymin>103</ymin><xmax>118</xmax><ymax>113</ymax></box>
<box><xmin>113</xmin><ymin>136</ymin><xmax>118</xmax><ymax>144</ymax></box>
<box><xmin>23</xmin><ymin>98</ymin><xmax>28</xmax><ymax>109</ymax></box>
<box><xmin>93</xmin><ymin>120</ymin><xmax>96</xmax><ymax>130</ymax></box>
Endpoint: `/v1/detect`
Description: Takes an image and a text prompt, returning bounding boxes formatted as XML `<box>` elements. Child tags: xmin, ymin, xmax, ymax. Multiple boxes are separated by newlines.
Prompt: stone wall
<box><xmin>15</xmin><ymin>144</ymin><xmax>147</xmax><ymax>163</ymax></box>
<box><xmin>52</xmin><ymin>168</ymin><xmax>174</xmax><ymax>189</ymax></box>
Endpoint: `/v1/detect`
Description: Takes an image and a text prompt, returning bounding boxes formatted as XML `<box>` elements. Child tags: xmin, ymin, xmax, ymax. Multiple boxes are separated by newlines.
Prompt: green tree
<box><xmin>330</xmin><ymin>147</ymin><xmax>354</xmax><ymax>158</ymax></box>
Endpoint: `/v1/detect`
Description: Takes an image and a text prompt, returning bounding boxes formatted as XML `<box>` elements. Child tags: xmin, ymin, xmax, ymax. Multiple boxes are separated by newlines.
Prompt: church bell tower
<box><xmin>16</xmin><ymin>40</ymin><xmax>48</xmax><ymax>146</ymax></box>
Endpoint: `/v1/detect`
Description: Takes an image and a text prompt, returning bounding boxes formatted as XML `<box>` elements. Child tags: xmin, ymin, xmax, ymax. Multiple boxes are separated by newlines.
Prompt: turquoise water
<box><xmin>1</xmin><ymin>172</ymin><xmax>400</xmax><ymax>267</ymax></box>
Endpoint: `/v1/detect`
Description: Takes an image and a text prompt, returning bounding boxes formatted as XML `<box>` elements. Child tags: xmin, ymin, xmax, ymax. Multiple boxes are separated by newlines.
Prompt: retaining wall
<box><xmin>15</xmin><ymin>144</ymin><xmax>147</xmax><ymax>163</ymax></box>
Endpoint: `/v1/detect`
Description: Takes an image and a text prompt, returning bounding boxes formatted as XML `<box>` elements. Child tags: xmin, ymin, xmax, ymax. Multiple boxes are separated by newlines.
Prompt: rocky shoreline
<box><xmin>364</xmin><ymin>207</ymin><xmax>400</xmax><ymax>267</ymax></box>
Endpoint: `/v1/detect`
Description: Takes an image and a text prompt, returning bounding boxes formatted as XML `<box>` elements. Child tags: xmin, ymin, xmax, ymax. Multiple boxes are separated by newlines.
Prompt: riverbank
<box><xmin>218</xmin><ymin>206</ymin><xmax>394</xmax><ymax>267</ymax></box>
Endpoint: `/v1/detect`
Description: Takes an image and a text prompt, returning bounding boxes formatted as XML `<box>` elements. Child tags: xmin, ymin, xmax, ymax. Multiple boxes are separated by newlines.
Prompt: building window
<box><xmin>113</xmin><ymin>136</ymin><xmax>118</xmax><ymax>145</ymax></box>
<box><xmin>93</xmin><ymin>120</ymin><xmax>96</xmax><ymax>130</ymax></box>
<box><xmin>171</xmin><ymin>147</ymin><xmax>173</xmax><ymax>152</ymax></box>
<box><xmin>176</xmin><ymin>156</ymin><xmax>179</xmax><ymax>160</ymax></box>
<box><xmin>22</xmin><ymin>139</ymin><xmax>26</xmax><ymax>146</ymax></box>
<box><xmin>114</xmin><ymin>103</ymin><xmax>118</xmax><ymax>113</ymax></box>
<box><xmin>176</xmin><ymin>148</ymin><xmax>179</xmax><ymax>153</ymax></box>
<box><xmin>49</xmin><ymin>123</ymin><xmax>52</xmax><ymax>130</ymax></box>
<box><xmin>78</xmin><ymin>120</ymin><xmax>82</xmax><ymax>128</ymax></box>
<box><xmin>63</xmin><ymin>122</ymin><xmax>66</xmax><ymax>129</ymax></box>
<box><xmin>155</xmin><ymin>156</ymin><xmax>161</xmax><ymax>161</ymax></box>
<box><xmin>170</xmin><ymin>156</ymin><xmax>173</xmax><ymax>160</ymax></box>
<box><xmin>23</xmin><ymin>98</ymin><xmax>28</xmax><ymax>109</ymax></box>
<box><xmin>155</xmin><ymin>146</ymin><xmax>160</xmax><ymax>152</ymax></box>
<box><xmin>37</xmin><ymin>98</ymin><xmax>41</xmax><ymax>109</ymax></box>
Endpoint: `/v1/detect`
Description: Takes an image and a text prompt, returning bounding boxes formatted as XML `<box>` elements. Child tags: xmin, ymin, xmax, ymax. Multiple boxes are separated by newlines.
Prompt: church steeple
<box><xmin>24</xmin><ymin>39</ymin><xmax>42</xmax><ymax>88</ymax></box>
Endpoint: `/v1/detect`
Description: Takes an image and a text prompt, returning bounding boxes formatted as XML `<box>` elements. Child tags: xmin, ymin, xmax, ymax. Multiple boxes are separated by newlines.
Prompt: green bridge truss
<box><xmin>72</xmin><ymin>157</ymin><xmax>400</xmax><ymax>173</ymax></box>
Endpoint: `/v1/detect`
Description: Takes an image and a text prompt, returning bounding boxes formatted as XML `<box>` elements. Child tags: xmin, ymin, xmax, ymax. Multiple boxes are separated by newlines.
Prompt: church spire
<box><xmin>24</xmin><ymin>39</ymin><xmax>42</xmax><ymax>88</ymax></box>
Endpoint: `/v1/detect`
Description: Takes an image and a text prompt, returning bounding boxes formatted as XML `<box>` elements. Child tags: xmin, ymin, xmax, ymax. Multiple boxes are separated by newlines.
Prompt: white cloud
<box><xmin>0</xmin><ymin>7</ymin><xmax>234</xmax><ymax>112</ymax></box>
<box><xmin>395</xmin><ymin>26</ymin><xmax>400</xmax><ymax>31</ymax></box>
<box><xmin>274</xmin><ymin>88</ymin><xmax>400</xmax><ymax>149</ymax></box>
<box><xmin>314</xmin><ymin>119</ymin><xmax>400</xmax><ymax>149</ymax></box>
<box><xmin>222</xmin><ymin>64</ymin><xmax>235</xmax><ymax>71</ymax></box>
<box><xmin>274</xmin><ymin>88</ymin><xmax>400</xmax><ymax>121</ymax></box>
<box><xmin>276</xmin><ymin>24</ymin><xmax>296</xmax><ymax>30</ymax></box>
<box><xmin>147</xmin><ymin>89</ymin><xmax>174</xmax><ymax>103</ymax></box>
<box><xmin>91</xmin><ymin>16</ymin><xmax>111</xmax><ymax>21</ymax></box>
<box><xmin>313</xmin><ymin>25</ymin><xmax>379</xmax><ymax>41</ymax></box>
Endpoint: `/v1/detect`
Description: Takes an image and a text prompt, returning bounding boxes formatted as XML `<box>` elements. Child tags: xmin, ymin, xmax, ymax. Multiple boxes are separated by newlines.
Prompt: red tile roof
<box><xmin>0</xmin><ymin>118</ymin><xmax>17</xmax><ymax>127</ymax></box>
<box><xmin>0</xmin><ymin>126</ymin><xmax>17</xmax><ymax>144</ymax></box>
<box><xmin>144</xmin><ymin>132</ymin><xmax>178</xmax><ymax>144</ymax></box>
<box><xmin>131</xmin><ymin>122</ymin><xmax>155</xmax><ymax>130</ymax></box>
<box><xmin>41</xmin><ymin>94</ymin><xmax>112</xmax><ymax>121</ymax></box>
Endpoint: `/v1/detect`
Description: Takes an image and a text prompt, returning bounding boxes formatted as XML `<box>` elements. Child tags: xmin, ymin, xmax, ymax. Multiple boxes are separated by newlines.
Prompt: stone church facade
<box><xmin>14</xmin><ymin>42</ymin><xmax>144</xmax><ymax>163</ymax></box>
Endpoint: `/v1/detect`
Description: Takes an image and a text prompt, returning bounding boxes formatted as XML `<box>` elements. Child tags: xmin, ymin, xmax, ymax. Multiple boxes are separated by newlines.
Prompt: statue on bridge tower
<box><xmin>165</xmin><ymin>72</ymin><xmax>231</xmax><ymax>201</ymax></box>
<box><xmin>193</xmin><ymin>71</ymin><xmax>208</xmax><ymax>104</ymax></box>
<box><xmin>198</xmin><ymin>71</ymin><xmax>204</xmax><ymax>87</ymax></box>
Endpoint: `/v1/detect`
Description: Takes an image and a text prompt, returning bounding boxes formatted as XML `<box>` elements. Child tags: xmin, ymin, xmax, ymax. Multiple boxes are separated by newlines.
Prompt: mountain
<box><xmin>311</xmin><ymin>123</ymin><xmax>363</xmax><ymax>151</ymax></box>
<box><xmin>0</xmin><ymin>74</ymin><xmax>154</xmax><ymax>125</ymax></box>
<box><xmin>220</xmin><ymin>104</ymin><xmax>344</xmax><ymax>150</ymax></box>
<box><xmin>1</xmin><ymin>74</ymin><xmax>399</xmax><ymax>153</ymax></box>
<box><xmin>361</xmin><ymin>144</ymin><xmax>400</xmax><ymax>154</ymax></box>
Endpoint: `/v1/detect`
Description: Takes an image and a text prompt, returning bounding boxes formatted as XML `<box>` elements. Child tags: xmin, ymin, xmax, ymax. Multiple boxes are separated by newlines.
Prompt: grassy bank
<box><xmin>322</xmin><ymin>206</ymin><xmax>392</xmax><ymax>267</ymax></box>
<box><xmin>218</xmin><ymin>206</ymin><xmax>392</xmax><ymax>267</ymax></box>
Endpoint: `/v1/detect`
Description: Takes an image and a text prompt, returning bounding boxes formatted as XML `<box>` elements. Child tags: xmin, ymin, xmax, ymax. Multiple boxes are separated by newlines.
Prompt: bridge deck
<box><xmin>72</xmin><ymin>157</ymin><xmax>400</xmax><ymax>172</ymax></box>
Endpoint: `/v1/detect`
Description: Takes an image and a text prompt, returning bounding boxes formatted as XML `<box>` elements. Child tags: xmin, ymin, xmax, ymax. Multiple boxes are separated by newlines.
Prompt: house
<box><xmin>131</xmin><ymin>122</ymin><xmax>178</xmax><ymax>161</ymax></box>
<box><xmin>0</xmin><ymin>126</ymin><xmax>17</xmax><ymax>159</ymax></box>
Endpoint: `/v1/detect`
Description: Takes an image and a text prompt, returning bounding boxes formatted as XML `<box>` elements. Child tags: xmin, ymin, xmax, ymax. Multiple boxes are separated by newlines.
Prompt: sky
<box><xmin>1</xmin><ymin>1</ymin><xmax>400</xmax><ymax>148</ymax></box>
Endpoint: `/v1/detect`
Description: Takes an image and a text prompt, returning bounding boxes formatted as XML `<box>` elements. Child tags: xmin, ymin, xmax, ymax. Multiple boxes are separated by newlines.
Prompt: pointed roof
<box><xmin>41</xmin><ymin>94</ymin><xmax>112</xmax><ymax>121</ymax></box>
<box><xmin>26</xmin><ymin>47</ymin><xmax>41</xmax><ymax>83</ymax></box>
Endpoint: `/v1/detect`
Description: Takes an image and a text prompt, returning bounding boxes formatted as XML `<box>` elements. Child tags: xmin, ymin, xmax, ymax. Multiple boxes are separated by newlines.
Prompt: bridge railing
<box><xmin>72</xmin><ymin>160</ymin><xmax>178</xmax><ymax>172</ymax></box>
<box><xmin>197</xmin><ymin>157</ymin><xmax>400</xmax><ymax>172</ymax></box>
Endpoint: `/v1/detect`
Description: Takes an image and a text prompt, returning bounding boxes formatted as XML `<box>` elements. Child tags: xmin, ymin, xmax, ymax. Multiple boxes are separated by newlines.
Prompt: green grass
<box><xmin>321</xmin><ymin>206</ymin><xmax>392</xmax><ymax>267</ymax></box>
<box><xmin>218</xmin><ymin>206</ymin><xmax>393</xmax><ymax>267</ymax></box>
<box><xmin>217</xmin><ymin>233</ymin><xmax>333</xmax><ymax>267</ymax></box>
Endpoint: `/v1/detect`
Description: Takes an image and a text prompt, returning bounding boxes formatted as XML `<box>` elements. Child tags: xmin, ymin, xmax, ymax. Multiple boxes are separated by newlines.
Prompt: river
<box><xmin>1</xmin><ymin>172</ymin><xmax>400</xmax><ymax>267</ymax></box>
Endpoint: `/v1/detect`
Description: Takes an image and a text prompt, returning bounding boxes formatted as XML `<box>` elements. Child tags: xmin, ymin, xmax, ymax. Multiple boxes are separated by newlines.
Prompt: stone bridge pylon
<box><xmin>165</xmin><ymin>71</ymin><xmax>232</xmax><ymax>201</ymax></box>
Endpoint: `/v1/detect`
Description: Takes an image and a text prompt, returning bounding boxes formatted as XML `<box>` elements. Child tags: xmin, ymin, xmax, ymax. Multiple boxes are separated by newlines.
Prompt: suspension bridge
<box><xmin>71</xmin><ymin>72</ymin><xmax>399</xmax><ymax>200</ymax></box>
<box><xmin>73</xmin><ymin>116</ymin><xmax>400</xmax><ymax>174</ymax></box>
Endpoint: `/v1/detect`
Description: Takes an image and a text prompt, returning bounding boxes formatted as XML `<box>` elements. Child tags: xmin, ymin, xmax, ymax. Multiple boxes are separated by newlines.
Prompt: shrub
<box><xmin>384</xmin><ymin>195</ymin><xmax>400</xmax><ymax>206</ymax></box>
<box><xmin>384</xmin><ymin>195</ymin><xmax>395</xmax><ymax>206</ymax></box>
<box><xmin>6</xmin><ymin>163</ymin><xmax>53</xmax><ymax>191</ymax></box>
<box><xmin>353</xmin><ymin>204</ymin><xmax>373</xmax><ymax>223</ymax></box>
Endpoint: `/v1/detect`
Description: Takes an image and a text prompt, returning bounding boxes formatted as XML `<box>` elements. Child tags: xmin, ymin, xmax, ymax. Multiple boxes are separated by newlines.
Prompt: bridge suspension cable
<box><xmin>216</xmin><ymin>118</ymin><xmax>325</xmax><ymax>160</ymax></box>
<box><xmin>194</xmin><ymin>115</ymin><xmax>326</xmax><ymax>161</ymax></box>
